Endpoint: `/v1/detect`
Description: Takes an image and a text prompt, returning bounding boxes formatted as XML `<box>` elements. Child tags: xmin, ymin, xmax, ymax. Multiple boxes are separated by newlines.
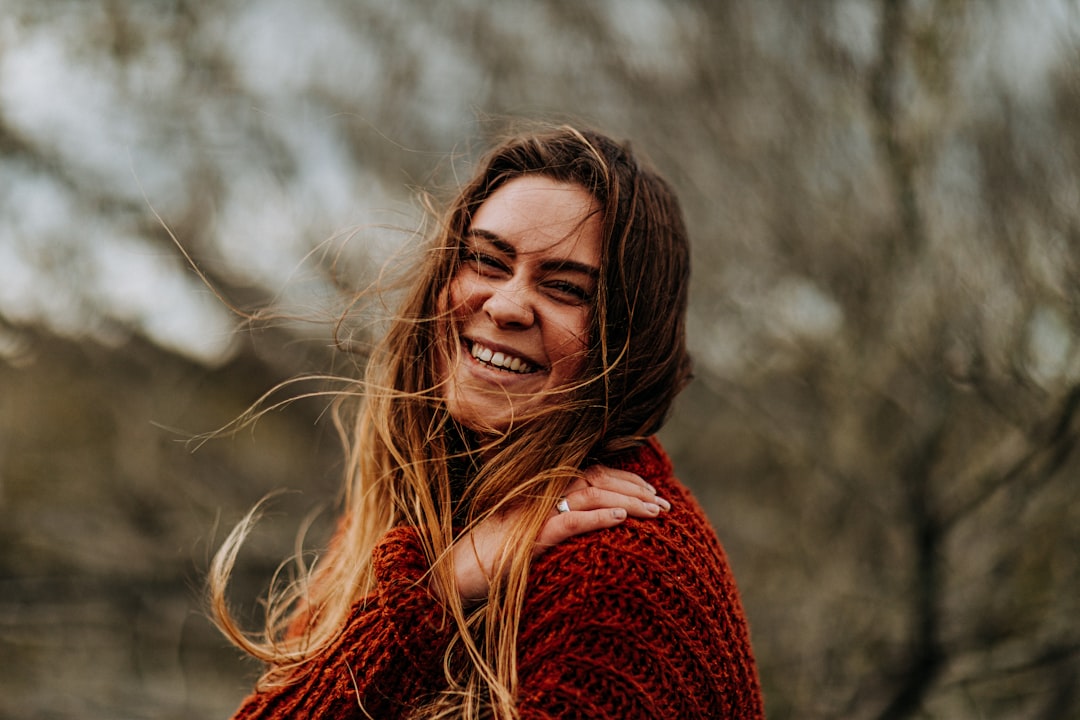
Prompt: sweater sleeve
<box><xmin>513</xmin><ymin>483</ymin><xmax>765</xmax><ymax>719</ymax></box>
<box><xmin>231</xmin><ymin>527</ymin><xmax>456</xmax><ymax>720</ymax></box>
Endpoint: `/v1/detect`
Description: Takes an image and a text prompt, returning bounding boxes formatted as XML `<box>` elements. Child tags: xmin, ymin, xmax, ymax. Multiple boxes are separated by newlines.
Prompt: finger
<box><xmin>561</xmin><ymin>485</ymin><xmax>664</xmax><ymax>518</ymax></box>
<box><xmin>537</xmin><ymin>507</ymin><xmax>628</xmax><ymax>547</ymax></box>
<box><xmin>582</xmin><ymin>465</ymin><xmax>654</xmax><ymax>494</ymax></box>
<box><xmin>576</xmin><ymin>466</ymin><xmax>671</xmax><ymax>511</ymax></box>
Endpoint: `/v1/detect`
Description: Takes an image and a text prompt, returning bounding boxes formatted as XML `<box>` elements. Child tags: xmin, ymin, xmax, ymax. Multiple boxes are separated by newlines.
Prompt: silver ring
<box><xmin>556</xmin><ymin>498</ymin><xmax>571</xmax><ymax>514</ymax></box>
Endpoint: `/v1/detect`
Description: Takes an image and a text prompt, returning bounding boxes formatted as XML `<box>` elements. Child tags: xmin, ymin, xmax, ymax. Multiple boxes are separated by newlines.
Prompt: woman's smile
<box><xmin>441</xmin><ymin>175</ymin><xmax>603</xmax><ymax>433</ymax></box>
<box><xmin>466</xmin><ymin>338</ymin><xmax>540</xmax><ymax>375</ymax></box>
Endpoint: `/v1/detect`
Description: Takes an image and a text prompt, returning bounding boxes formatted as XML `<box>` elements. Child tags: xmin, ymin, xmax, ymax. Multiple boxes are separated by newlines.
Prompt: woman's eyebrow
<box><xmin>466</xmin><ymin>228</ymin><xmax>599</xmax><ymax>278</ymax></box>
<box><xmin>540</xmin><ymin>258</ymin><xmax>599</xmax><ymax>278</ymax></box>
<box><xmin>466</xmin><ymin>228</ymin><xmax>515</xmax><ymax>257</ymax></box>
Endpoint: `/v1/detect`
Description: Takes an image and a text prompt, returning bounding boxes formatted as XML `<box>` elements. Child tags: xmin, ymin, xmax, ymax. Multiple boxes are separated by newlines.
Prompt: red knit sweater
<box><xmin>230</xmin><ymin>439</ymin><xmax>764</xmax><ymax>719</ymax></box>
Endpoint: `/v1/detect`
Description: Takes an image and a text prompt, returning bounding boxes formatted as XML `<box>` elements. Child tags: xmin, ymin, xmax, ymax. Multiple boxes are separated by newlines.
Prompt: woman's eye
<box><xmin>464</xmin><ymin>250</ymin><xmax>509</xmax><ymax>274</ymax></box>
<box><xmin>547</xmin><ymin>280</ymin><xmax>591</xmax><ymax>303</ymax></box>
<box><xmin>475</xmin><ymin>254</ymin><xmax>507</xmax><ymax>274</ymax></box>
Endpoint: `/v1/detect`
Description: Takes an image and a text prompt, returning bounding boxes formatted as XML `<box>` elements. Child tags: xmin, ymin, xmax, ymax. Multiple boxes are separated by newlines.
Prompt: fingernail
<box><xmin>611</xmin><ymin>508</ymin><xmax>627</xmax><ymax>520</ymax></box>
<box><xmin>656</xmin><ymin>497</ymin><xmax>671</xmax><ymax>512</ymax></box>
<box><xmin>645</xmin><ymin>482</ymin><xmax>657</xmax><ymax>494</ymax></box>
<box><xmin>645</xmin><ymin>502</ymin><xmax>661</xmax><ymax>515</ymax></box>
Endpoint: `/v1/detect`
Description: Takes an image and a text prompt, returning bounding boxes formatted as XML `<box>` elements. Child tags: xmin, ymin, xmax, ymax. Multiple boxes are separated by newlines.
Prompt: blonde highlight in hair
<box><xmin>208</xmin><ymin>123</ymin><xmax>692</xmax><ymax>719</ymax></box>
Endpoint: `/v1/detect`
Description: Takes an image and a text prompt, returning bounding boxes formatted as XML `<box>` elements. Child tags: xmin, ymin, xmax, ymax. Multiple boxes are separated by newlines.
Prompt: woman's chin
<box><xmin>443</xmin><ymin>374</ymin><xmax>574</xmax><ymax>437</ymax></box>
<box><xmin>448</xmin><ymin>405</ymin><xmax>515</xmax><ymax>437</ymax></box>
<box><xmin>446</xmin><ymin>393</ymin><xmax>551</xmax><ymax>438</ymax></box>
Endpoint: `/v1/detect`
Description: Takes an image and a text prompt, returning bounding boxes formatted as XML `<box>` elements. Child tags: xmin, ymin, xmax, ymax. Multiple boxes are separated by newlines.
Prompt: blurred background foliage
<box><xmin>1</xmin><ymin>0</ymin><xmax>1079</xmax><ymax>718</ymax></box>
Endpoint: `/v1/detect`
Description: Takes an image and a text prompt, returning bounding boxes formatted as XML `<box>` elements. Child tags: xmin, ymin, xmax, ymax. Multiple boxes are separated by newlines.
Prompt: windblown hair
<box><xmin>209</xmin><ymin>124</ymin><xmax>692</xmax><ymax>719</ymax></box>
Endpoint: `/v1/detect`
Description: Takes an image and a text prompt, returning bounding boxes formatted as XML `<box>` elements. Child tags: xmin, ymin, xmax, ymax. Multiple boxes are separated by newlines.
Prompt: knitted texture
<box><xmin>230</xmin><ymin>439</ymin><xmax>764</xmax><ymax>719</ymax></box>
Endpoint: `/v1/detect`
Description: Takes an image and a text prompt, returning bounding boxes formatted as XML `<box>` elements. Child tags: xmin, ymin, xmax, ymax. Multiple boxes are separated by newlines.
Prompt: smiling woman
<box><xmin>210</xmin><ymin>125</ymin><xmax>764</xmax><ymax>719</ymax></box>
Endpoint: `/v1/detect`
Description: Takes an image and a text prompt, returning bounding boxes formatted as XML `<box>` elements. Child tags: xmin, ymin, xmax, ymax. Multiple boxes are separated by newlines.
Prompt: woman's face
<box><xmin>441</xmin><ymin>175</ymin><xmax>603</xmax><ymax>433</ymax></box>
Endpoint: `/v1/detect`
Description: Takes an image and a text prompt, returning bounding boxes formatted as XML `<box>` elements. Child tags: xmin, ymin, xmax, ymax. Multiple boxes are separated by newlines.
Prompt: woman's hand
<box><xmin>450</xmin><ymin>466</ymin><xmax>671</xmax><ymax>602</ymax></box>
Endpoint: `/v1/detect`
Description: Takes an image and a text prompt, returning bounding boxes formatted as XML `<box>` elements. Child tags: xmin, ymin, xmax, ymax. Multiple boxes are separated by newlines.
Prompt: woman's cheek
<box><xmin>444</xmin><ymin>273</ymin><xmax>475</xmax><ymax>317</ymax></box>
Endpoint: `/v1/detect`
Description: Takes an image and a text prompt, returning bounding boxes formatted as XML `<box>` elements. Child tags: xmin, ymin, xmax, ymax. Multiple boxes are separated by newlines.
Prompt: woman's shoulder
<box><xmin>530</xmin><ymin>438</ymin><xmax>743</xmax><ymax>609</ymax></box>
<box><xmin>518</xmin><ymin>440</ymin><xmax>763</xmax><ymax>717</ymax></box>
<box><xmin>604</xmin><ymin>437</ymin><xmax>727</xmax><ymax>556</ymax></box>
<box><xmin>605</xmin><ymin>436</ymin><xmax>673</xmax><ymax>480</ymax></box>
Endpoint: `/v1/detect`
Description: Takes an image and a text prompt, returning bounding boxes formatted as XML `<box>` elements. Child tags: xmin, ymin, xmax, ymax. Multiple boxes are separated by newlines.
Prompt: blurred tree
<box><xmin>661</xmin><ymin>1</ymin><xmax>1080</xmax><ymax>718</ymax></box>
<box><xmin>0</xmin><ymin>0</ymin><xmax>1077</xmax><ymax>718</ymax></box>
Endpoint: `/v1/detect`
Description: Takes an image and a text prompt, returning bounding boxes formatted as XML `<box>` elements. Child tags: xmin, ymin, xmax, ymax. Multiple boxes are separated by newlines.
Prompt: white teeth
<box><xmin>469</xmin><ymin>342</ymin><xmax>534</xmax><ymax>373</ymax></box>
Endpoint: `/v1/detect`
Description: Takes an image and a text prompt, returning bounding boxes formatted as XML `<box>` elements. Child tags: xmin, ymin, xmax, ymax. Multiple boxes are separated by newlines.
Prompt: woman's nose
<box><xmin>483</xmin><ymin>283</ymin><xmax>535</xmax><ymax>329</ymax></box>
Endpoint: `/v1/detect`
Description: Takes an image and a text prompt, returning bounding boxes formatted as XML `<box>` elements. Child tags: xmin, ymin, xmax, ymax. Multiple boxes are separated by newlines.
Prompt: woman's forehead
<box><xmin>468</xmin><ymin>176</ymin><xmax>602</xmax><ymax>266</ymax></box>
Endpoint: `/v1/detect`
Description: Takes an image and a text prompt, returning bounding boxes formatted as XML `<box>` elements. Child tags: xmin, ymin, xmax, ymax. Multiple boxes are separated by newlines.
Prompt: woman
<box><xmin>211</xmin><ymin>125</ymin><xmax>764</xmax><ymax>719</ymax></box>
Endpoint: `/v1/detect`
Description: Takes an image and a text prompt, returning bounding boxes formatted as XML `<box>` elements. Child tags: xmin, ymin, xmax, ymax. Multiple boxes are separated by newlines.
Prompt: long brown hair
<box><xmin>209</xmin><ymin>124</ymin><xmax>692</xmax><ymax>719</ymax></box>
